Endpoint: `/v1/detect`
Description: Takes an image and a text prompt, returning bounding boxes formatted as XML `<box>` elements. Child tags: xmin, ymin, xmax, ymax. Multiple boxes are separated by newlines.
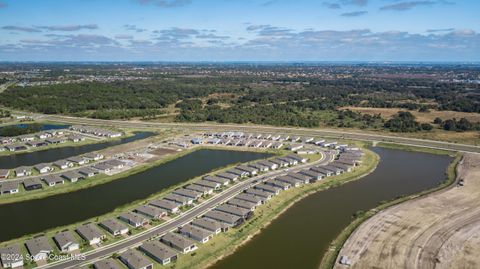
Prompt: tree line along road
<box><xmin>41</xmin><ymin>114</ymin><xmax>480</xmax><ymax>154</ymax></box>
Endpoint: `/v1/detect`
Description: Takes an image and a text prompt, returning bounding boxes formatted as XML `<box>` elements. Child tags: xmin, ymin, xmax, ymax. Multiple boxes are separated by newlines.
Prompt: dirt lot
<box><xmin>334</xmin><ymin>153</ymin><xmax>480</xmax><ymax>269</ymax></box>
<box><xmin>340</xmin><ymin>106</ymin><xmax>480</xmax><ymax>123</ymax></box>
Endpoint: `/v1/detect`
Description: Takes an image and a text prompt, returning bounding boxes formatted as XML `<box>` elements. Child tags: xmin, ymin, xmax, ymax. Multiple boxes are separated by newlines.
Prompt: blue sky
<box><xmin>0</xmin><ymin>0</ymin><xmax>479</xmax><ymax>61</ymax></box>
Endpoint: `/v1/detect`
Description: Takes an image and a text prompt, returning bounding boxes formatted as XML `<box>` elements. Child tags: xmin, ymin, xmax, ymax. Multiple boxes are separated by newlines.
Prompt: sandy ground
<box><xmin>334</xmin><ymin>153</ymin><xmax>480</xmax><ymax>269</ymax></box>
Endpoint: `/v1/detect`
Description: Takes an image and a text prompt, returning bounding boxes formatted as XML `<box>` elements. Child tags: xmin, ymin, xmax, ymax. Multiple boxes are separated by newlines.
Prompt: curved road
<box><xmin>36</xmin><ymin>151</ymin><xmax>334</xmax><ymax>269</ymax></box>
<box><xmin>40</xmin><ymin>115</ymin><xmax>480</xmax><ymax>154</ymax></box>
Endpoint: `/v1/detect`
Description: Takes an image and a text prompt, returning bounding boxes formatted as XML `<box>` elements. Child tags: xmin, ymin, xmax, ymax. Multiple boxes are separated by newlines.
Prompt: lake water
<box><xmin>0</xmin><ymin>149</ymin><xmax>271</xmax><ymax>242</ymax></box>
<box><xmin>210</xmin><ymin>147</ymin><xmax>453</xmax><ymax>269</ymax></box>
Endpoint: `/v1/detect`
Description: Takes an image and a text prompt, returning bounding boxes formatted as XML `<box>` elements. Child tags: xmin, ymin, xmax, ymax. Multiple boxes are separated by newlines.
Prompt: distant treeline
<box><xmin>0</xmin><ymin>76</ymin><xmax>479</xmax><ymax>131</ymax></box>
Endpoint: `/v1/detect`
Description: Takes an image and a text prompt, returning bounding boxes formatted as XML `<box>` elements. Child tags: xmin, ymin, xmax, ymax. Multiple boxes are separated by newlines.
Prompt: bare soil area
<box><xmin>334</xmin><ymin>153</ymin><xmax>480</xmax><ymax>269</ymax></box>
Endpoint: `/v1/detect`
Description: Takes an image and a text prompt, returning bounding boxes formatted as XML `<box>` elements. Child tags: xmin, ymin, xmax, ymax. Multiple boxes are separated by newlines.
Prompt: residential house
<box><xmin>191</xmin><ymin>218</ymin><xmax>223</xmax><ymax>234</ymax></box>
<box><xmin>227</xmin><ymin>198</ymin><xmax>257</xmax><ymax>211</ymax></box>
<box><xmin>248</xmin><ymin>163</ymin><xmax>269</xmax><ymax>172</ymax></box>
<box><xmin>298</xmin><ymin>169</ymin><xmax>323</xmax><ymax>181</ymax></box>
<box><xmin>256</xmin><ymin>160</ymin><xmax>278</xmax><ymax>170</ymax></box>
<box><xmin>119</xmin><ymin>249</ymin><xmax>153</xmax><ymax>269</ymax></box>
<box><xmin>184</xmin><ymin>184</ymin><xmax>213</xmax><ymax>196</ymax></box>
<box><xmin>236</xmin><ymin>165</ymin><xmax>258</xmax><ymax>176</ymax></box>
<box><xmin>287</xmin><ymin>172</ymin><xmax>314</xmax><ymax>184</ymax></box>
<box><xmin>194</xmin><ymin>180</ymin><xmax>221</xmax><ymax>190</ymax></box>
<box><xmin>23</xmin><ymin>178</ymin><xmax>43</xmax><ymax>191</ymax></box>
<box><xmin>53</xmin><ymin>231</ymin><xmax>79</xmax><ymax>252</ymax></box>
<box><xmin>235</xmin><ymin>193</ymin><xmax>264</xmax><ymax>205</ymax></box>
<box><xmin>164</xmin><ymin>193</ymin><xmax>193</xmax><ymax>206</ymax></box>
<box><xmin>76</xmin><ymin>223</ymin><xmax>106</xmax><ymax>245</ymax></box>
<box><xmin>104</xmin><ymin>159</ymin><xmax>125</xmax><ymax>169</ymax></box>
<box><xmin>203</xmin><ymin>211</ymin><xmax>243</xmax><ymax>227</ymax></box>
<box><xmin>34</xmin><ymin>163</ymin><xmax>53</xmax><ymax>174</ymax></box>
<box><xmin>119</xmin><ymin>212</ymin><xmax>149</xmax><ymax>228</ymax></box>
<box><xmin>275</xmin><ymin>175</ymin><xmax>303</xmax><ymax>187</ymax></box>
<box><xmin>215</xmin><ymin>204</ymin><xmax>252</xmax><ymax>219</ymax></box>
<box><xmin>61</xmin><ymin>171</ymin><xmax>85</xmax><ymax>182</ymax></box>
<box><xmin>254</xmin><ymin>183</ymin><xmax>281</xmax><ymax>195</ymax></box>
<box><xmin>67</xmin><ymin>156</ymin><xmax>87</xmax><ymax>166</ymax></box>
<box><xmin>53</xmin><ymin>160</ymin><xmax>73</xmax><ymax>170</ymax></box>
<box><xmin>25</xmin><ymin>236</ymin><xmax>53</xmax><ymax>261</ymax></box>
<box><xmin>216</xmin><ymin>172</ymin><xmax>239</xmax><ymax>181</ymax></box>
<box><xmin>148</xmin><ymin>199</ymin><xmax>180</xmax><ymax>214</ymax></box>
<box><xmin>203</xmin><ymin>175</ymin><xmax>230</xmax><ymax>186</ymax></box>
<box><xmin>0</xmin><ymin>244</ymin><xmax>23</xmax><ymax>268</ymax></box>
<box><xmin>5</xmin><ymin>144</ymin><xmax>27</xmax><ymax>152</ymax></box>
<box><xmin>14</xmin><ymin>166</ymin><xmax>32</xmax><ymax>177</ymax></box>
<box><xmin>42</xmin><ymin>175</ymin><xmax>65</xmax><ymax>187</ymax></box>
<box><xmin>67</xmin><ymin>135</ymin><xmax>85</xmax><ymax>143</ymax></box>
<box><xmin>0</xmin><ymin>169</ymin><xmax>10</xmax><ymax>179</ymax></box>
<box><xmin>92</xmin><ymin>163</ymin><xmax>113</xmax><ymax>173</ymax></box>
<box><xmin>78</xmin><ymin>167</ymin><xmax>98</xmax><ymax>177</ymax></box>
<box><xmin>226</xmin><ymin>168</ymin><xmax>249</xmax><ymax>178</ymax></box>
<box><xmin>245</xmin><ymin>188</ymin><xmax>273</xmax><ymax>200</ymax></box>
<box><xmin>160</xmin><ymin>232</ymin><xmax>197</xmax><ymax>254</ymax></box>
<box><xmin>99</xmin><ymin>218</ymin><xmax>129</xmax><ymax>236</ymax></box>
<box><xmin>93</xmin><ymin>258</ymin><xmax>122</xmax><ymax>269</ymax></box>
<box><xmin>265</xmin><ymin>179</ymin><xmax>291</xmax><ymax>191</ymax></box>
<box><xmin>27</xmin><ymin>141</ymin><xmax>47</xmax><ymax>148</ymax></box>
<box><xmin>139</xmin><ymin>241</ymin><xmax>177</xmax><ymax>266</ymax></box>
<box><xmin>179</xmin><ymin>224</ymin><xmax>214</xmax><ymax>243</ymax></box>
<box><xmin>83</xmin><ymin>152</ymin><xmax>104</xmax><ymax>161</ymax></box>
<box><xmin>1</xmin><ymin>181</ymin><xmax>19</xmax><ymax>195</ymax></box>
<box><xmin>172</xmin><ymin>188</ymin><xmax>202</xmax><ymax>200</ymax></box>
<box><xmin>134</xmin><ymin>205</ymin><xmax>167</xmax><ymax>219</ymax></box>
<box><xmin>286</xmin><ymin>154</ymin><xmax>308</xmax><ymax>163</ymax></box>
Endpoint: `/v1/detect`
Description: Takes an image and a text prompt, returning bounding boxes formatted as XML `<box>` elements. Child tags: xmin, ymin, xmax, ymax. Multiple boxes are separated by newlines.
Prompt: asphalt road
<box><xmin>36</xmin><ymin>151</ymin><xmax>334</xmax><ymax>269</ymax></box>
<box><xmin>40</xmin><ymin>115</ymin><xmax>480</xmax><ymax>154</ymax></box>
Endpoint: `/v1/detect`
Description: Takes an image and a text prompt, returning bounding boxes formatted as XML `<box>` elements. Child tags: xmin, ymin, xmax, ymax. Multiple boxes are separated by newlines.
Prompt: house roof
<box><xmin>180</xmin><ymin>224</ymin><xmax>213</xmax><ymax>240</ymax></box>
<box><xmin>139</xmin><ymin>241</ymin><xmax>177</xmax><ymax>261</ymax></box>
<box><xmin>53</xmin><ymin>230</ymin><xmax>78</xmax><ymax>249</ymax></box>
<box><xmin>119</xmin><ymin>212</ymin><xmax>148</xmax><ymax>224</ymax></box>
<box><xmin>0</xmin><ymin>181</ymin><xmax>19</xmax><ymax>192</ymax></box>
<box><xmin>0</xmin><ymin>244</ymin><xmax>23</xmax><ymax>263</ymax></box>
<box><xmin>135</xmin><ymin>205</ymin><xmax>166</xmax><ymax>218</ymax></box>
<box><xmin>161</xmin><ymin>232</ymin><xmax>195</xmax><ymax>249</ymax></box>
<box><xmin>99</xmin><ymin>218</ymin><xmax>128</xmax><ymax>233</ymax></box>
<box><xmin>191</xmin><ymin>218</ymin><xmax>223</xmax><ymax>232</ymax></box>
<box><xmin>25</xmin><ymin>236</ymin><xmax>52</xmax><ymax>256</ymax></box>
<box><xmin>148</xmin><ymin>199</ymin><xmax>180</xmax><ymax>210</ymax></box>
<box><xmin>93</xmin><ymin>258</ymin><xmax>122</xmax><ymax>269</ymax></box>
<box><xmin>119</xmin><ymin>249</ymin><xmax>152</xmax><ymax>269</ymax></box>
<box><xmin>76</xmin><ymin>223</ymin><xmax>104</xmax><ymax>241</ymax></box>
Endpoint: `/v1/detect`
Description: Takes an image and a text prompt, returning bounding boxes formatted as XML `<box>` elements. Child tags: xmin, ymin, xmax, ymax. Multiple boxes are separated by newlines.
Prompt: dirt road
<box><xmin>334</xmin><ymin>153</ymin><xmax>480</xmax><ymax>269</ymax></box>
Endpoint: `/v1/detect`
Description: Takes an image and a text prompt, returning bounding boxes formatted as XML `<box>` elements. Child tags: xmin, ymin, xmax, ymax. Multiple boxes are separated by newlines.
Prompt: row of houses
<box><xmin>0</xmin><ymin>134</ymin><xmax>86</xmax><ymax>152</ymax></box>
<box><xmin>0</xmin><ymin>129</ymin><xmax>67</xmax><ymax>145</ymax></box>
<box><xmin>4</xmin><ymin>152</ymin><xmax>104</xmax><ymax>179</ymax></box>
<box><xmin>70</xmin><ymin>125</ymin><xmax>122</xmax><ymax>138</ymax></box>
<box><xmin>0</xmin><ymin>159</ymin><xmax>126</xmax><ymax>196</ymax></box>
<box><xmin>87</xmin><ymin>153</ymin><xmax>312</xmax><ymax>268</ymax></box>
<box><xmin>203</xmin><ymin>131</ymin><xmax>318</xmax><ymax>144</ymax></box>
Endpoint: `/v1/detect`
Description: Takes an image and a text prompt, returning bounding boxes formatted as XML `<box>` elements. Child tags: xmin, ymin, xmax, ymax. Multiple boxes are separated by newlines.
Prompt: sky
<box><xmin>0</xmin><ymin>0</ymin><xmax>479</xmax><ymax>61</ymax></box>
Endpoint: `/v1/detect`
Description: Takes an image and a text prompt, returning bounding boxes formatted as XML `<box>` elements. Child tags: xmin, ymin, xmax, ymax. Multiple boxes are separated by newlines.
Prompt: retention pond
<box><xmin>210</xmin><ymin>147</ymin><xmax>453</xmax><ymax>269</ymax></box>
<box><xmin>0</xmin><ymin>149</ymin><xmax>271</xmax><ymax>242</ymax></box>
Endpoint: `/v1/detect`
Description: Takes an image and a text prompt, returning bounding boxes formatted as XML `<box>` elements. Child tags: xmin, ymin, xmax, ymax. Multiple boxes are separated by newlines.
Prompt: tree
<box><xmin>433</xmin><ymin>117</ymin><xmax>443</xmax><ymax>124</ymax></box>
